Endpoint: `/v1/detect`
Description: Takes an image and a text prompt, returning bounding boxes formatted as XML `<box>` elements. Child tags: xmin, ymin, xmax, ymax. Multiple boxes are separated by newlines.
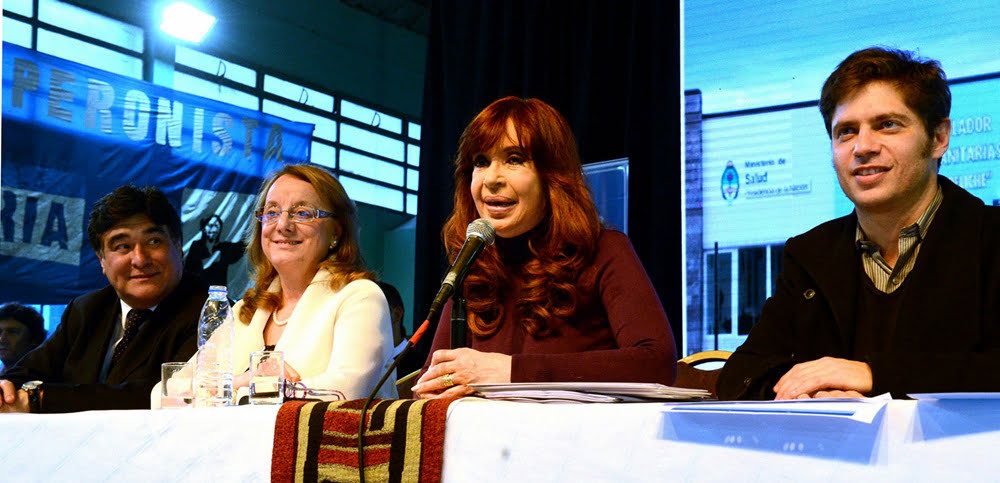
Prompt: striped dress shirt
<box><xmin>855</xmin><ymin>187</ymin><xmax>944</xmax><ymax>293</ymax></box>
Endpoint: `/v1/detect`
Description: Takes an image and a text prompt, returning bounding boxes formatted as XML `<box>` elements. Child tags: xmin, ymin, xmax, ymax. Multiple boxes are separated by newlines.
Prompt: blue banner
<box><xmin>1</xmin><ymin>42</ymin><xmax>314</xmax><ymax>303</ymax></box>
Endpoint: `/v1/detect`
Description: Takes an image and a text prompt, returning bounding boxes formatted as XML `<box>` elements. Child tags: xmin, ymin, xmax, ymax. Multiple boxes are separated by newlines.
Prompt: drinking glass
<box><xmin>160</xmin><ymin>362</ymin><xmax>194</xmax><ymax>408</ymax></box>
<box><xmin>249</xmin><ymin>350</ymin><xmax>285</xmax><ymax>405</ymax></box>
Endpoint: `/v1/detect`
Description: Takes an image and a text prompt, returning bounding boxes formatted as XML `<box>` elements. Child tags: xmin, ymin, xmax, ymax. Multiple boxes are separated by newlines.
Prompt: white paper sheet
<box><xmin>661</xmin><ymin>396</ymin><xmax>889</xmax><ymax>424</ymax></box>
<box><xmin>470</xmin><ymin>382</ymin><xmax>711</xmax><ymax>402</ymax></box>
<box><xmin>908</xmin><ymin>392</ymin><xmax>1000</xmax><ymax>400</ymax></box>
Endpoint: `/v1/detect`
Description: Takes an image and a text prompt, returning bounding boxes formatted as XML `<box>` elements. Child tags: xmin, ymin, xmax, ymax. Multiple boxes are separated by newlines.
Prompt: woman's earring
<box><xmin>329</xmin><ymin>239</ymin><xmax>339</xmax><ymax>250</ymax></box>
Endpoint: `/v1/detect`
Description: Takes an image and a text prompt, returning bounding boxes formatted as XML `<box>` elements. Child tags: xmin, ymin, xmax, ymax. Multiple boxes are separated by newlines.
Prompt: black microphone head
<box><xmin>467</xmin><ymin>218</ymin><xmax>496</xmax><ymax>246</ymax></box>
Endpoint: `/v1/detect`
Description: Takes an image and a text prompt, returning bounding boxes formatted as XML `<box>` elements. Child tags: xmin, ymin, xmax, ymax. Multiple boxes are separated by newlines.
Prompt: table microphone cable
<box><xmin>357</xmin><ymin>318</ymin><xmax>430</xmax><ymax>483</ymax></box>
<box><xmin>358</xmin><ymin>219</ymin><xmax>494</xmax><ymax>482</ymax></box>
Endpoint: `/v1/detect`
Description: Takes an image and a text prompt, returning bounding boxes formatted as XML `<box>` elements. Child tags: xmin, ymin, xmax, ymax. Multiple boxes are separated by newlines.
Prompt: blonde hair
<box><xmin>238</xmin><ymin>164</ymin><xmax>375</xmax><ymax>324</ymax></box>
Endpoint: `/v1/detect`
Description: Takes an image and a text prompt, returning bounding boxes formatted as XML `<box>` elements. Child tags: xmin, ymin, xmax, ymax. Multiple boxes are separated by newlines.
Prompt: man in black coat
<box><xmin>717</xmin><ymin>47</ymin><xmax>1000</xmax><ymax>400</ymax></box>
<box><xmin>1</xmin><ymin>185</ymin><xmax>207</xmax><ymax>413</ymax></box>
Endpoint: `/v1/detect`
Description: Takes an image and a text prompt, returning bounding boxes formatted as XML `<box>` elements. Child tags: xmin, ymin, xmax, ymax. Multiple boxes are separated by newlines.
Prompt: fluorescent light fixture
<box><xmin>160</xmin><ymin>2</ymin><xmax>216</xmax><ymax>44</ymax></box>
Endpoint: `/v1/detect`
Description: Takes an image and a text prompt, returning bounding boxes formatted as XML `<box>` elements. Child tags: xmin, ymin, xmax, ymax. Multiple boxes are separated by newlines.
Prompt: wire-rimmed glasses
<box><xmin>255</xmin><ymin>206</ymin><xmax>333</xmax><ymax>225</ymax></box>
<box><xmin>283</xmin><ymin>381</ymin><xmax>345</xmax><ymax>401</ymax></box>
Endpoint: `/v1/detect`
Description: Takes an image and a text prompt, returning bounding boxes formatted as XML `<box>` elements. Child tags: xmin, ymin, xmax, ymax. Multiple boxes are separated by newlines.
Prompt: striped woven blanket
<box><xmin>271</xmin><ymin>398</ymin><xmax>455</xmax><ymax>483</ymax></box>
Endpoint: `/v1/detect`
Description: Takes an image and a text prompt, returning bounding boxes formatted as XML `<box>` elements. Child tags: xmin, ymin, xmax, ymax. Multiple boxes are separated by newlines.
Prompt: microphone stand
<box><xmin>357</xmin><ymin>319</ymin><xmax>430</xmax><ymax>483</ymax></box>
<box><xmin>356</xmin><ymin>280</ymin><xmax>465</xmax><ymax>481</ymax></box>
<box><xmin>357</xmin><ymin>218</ymin><xmax>493</xmax><ymax>482</ymax></box>
<box><xmin>451</xmin><ymin>295</ymin><xmax>468</xmax><ymax>349</ymax></box>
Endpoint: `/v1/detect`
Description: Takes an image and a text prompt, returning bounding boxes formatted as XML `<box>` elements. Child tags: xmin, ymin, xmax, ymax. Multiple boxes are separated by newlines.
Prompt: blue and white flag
<box><xmin>1</xmin><ymin>42</ymin><xmax>314</xmax><ymax>303</ymax></box>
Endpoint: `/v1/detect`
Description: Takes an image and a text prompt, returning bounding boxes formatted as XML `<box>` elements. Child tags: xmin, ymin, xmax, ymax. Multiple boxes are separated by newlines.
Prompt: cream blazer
<box><xmin>151</xmin><ymin>270</ymin><xmax>397</xmax><ymax>407</ymax></box>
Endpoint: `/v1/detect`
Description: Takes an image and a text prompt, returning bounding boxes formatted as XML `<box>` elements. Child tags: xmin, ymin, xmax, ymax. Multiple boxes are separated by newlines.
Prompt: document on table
<box><xmin>474</xmin><ymin>389</ymin><xmax>625</xmax><ymax>403</ymax></box>
<box><xmin>469</xmin><ymin>382</ymin><xmax>711</xmax><ymax>403</ymax></box>
<box><xmin>908</xmin><ymin>392</ymin><xmax>1000</xmax><ymax>400</ymax></box>
<box><xmin>661</xmin><ymin>395</ymin><xmax>889</xmax><ymax>424</ymax></box>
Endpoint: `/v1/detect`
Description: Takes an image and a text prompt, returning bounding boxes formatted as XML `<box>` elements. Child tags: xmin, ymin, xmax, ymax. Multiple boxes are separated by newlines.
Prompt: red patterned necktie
<box><xmin>110</xmin><ymin>308</ymin><xmax>151</xmax><ymax>368</ymax></box>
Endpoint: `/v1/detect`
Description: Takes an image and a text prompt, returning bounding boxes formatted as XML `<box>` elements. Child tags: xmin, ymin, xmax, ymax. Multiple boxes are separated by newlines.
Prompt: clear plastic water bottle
<box><xmin>195</xmin><ymin>285</ymin><xmax>235</xmax><ymax>407</ymax></box>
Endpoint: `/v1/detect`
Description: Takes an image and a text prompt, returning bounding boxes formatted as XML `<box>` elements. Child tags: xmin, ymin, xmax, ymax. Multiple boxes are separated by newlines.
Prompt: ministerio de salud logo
<box><xmin>721</xmin><ymin>160</ymin><xmax>739</xmax><ymax>203</ymax></box>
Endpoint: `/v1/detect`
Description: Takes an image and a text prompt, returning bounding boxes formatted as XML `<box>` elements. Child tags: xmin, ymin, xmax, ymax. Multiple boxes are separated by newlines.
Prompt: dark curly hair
<box><xmin>443</xmin><ymin>96</ymin><xmax>602</xmax><ymax>337</ymax></box>
<box><xmin>86</xmin><ymin>185</ymin><xmax>182</xmax><ymax>255</ymax></box>
<box><xmin>0</xmin><ymin>302</ymin><xmax>47</xmax><ymax>344</ymax></box>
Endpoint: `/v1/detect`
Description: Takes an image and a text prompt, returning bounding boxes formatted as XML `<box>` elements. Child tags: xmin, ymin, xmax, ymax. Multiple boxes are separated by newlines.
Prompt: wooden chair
<box><xmin>674</xmin><ymin>350</ymin><xmax>732</xmax><ymax>399</ymax></box>
<box><xmin>396</xmin><ymin>369</ymin><xmax>421</xmax><ymax>399</ymax></box>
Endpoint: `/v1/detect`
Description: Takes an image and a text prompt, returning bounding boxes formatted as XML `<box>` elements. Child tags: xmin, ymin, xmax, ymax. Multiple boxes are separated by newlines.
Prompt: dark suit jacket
<box><xmin>717</xmin><ymin>176</ymin><xmax>1000</xmax><ymax>400</ymax></box>
<box><xmin>2</xmin><ymin>275</ymin><xmax>207</xmax><ymax>412</ymax></box>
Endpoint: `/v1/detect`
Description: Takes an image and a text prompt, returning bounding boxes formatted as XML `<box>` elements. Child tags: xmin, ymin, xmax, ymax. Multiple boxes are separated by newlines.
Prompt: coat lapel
<box><xmin>86</xmin><ymin>300</ymin><xmax>122</xmax><ymax>383</ymax></box>
<box><xmin>234</xmin><ymin>303</ymin><xmax>271</xmax><ymax>373</ymax></box>
<box><xmin>108</xmin><ymin>310</ymin><xmax>164</xmax><ymax>383</ymax></box>
<box><xmin>107</xmin><ymin>283</ymin><xmax>192</xmax><ymax>383</ymax></box>
<box><xmin>272</xmin><ymin>270</ymin><xmax>332</xmax><ymax>371</ymax></box>
<box><xmin>796</xmin><ymin>212</ymin><xmax>861</xmax><ymax>351</ymax></box>
<box><xmin>893</xmin><ymin>177</ymin><xmax>983</xmax><ymax>347</ymax></box>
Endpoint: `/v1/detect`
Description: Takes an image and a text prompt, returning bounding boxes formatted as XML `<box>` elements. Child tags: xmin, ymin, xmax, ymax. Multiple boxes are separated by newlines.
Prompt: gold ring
<box><xmin>441</xmin><ymin>373</ymin><xmax>455</xmax><ymax>387</ymax></box>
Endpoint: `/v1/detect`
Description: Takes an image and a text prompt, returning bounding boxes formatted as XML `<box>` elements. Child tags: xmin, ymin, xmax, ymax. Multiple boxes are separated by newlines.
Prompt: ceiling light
<box><xmin>160</xmin><ymin>2</ymin><xmax>216</xmax><ymax>44</ymax></box>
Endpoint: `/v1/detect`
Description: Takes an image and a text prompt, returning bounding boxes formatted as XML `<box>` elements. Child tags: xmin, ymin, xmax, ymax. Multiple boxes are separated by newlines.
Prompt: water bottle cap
<box><xmin>208</xmin><ymin>285</ymin><xmax>228</xmax><ymax>294</ymax></box>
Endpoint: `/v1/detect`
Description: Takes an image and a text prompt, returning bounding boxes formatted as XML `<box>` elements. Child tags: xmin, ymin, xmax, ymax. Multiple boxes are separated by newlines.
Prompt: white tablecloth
<box><xmin>441</xmin><ymin>398</ymin><xmax>1000</xmax><ymax>482</ymax></box>
<box><xmin>5</xmin><ymin>398</ymin><xmax>1000</xmax><ymax>482</ymax></box>
<box><xmin>2</xmin><ymin>405</ymin><xmax>279</xmax><ymax>482</ymax></box>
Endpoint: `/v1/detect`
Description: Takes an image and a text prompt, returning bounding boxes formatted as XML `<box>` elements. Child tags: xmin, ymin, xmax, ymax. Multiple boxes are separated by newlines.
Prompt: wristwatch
<box><xmin>21</xmin><ymin>380</ymin><xmax>44</xmax><ymax>413</ymax></box>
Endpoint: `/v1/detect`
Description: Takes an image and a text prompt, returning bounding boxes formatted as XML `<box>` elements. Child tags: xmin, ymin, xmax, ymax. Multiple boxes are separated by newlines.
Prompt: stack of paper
<box><xmin>661</xmin><ymin>397</ymin><xmax>888</xmax><ymax>423</ymax></box>
<box><xmin>908</xmin><ymin>392</ymin><xmax>1000</xmax><ymax>400</ymax></box>
<box><xmin>469</xmin><ymin>382</ymin><xmax>711</xmax><ymax>403</ymax></box>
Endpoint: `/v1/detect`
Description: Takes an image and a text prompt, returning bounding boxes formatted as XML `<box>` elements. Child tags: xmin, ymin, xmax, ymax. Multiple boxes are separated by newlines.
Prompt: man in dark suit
<box><xmin>0</xmin><ymin>185</ymin><xmax>207</xmax><ymax>413</ymax></box>
<box><xmin>717</xmin><ymin>47</ymin><xmax>1000</xmax><ymax>400</ymax></box>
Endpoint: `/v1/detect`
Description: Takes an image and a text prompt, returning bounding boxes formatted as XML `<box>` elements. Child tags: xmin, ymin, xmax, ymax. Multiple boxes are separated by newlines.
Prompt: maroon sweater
<box><xmin>423</xmin><ymin>230</ymin><xmax>677</xmax><ymax>385</ymax></box>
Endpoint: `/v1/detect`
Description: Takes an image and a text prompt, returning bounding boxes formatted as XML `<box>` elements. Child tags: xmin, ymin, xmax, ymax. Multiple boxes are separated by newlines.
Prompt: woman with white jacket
<box><xmin>153</xmin><ymin>164</ymin><xmax>396</xmax><ymax>407</ymax></box>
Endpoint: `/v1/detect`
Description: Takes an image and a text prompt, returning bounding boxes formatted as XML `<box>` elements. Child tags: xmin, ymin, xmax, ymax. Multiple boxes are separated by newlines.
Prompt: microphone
<box><xmin>425</xmin><ymin>218</ymin><xmax>496</xmax><ymax>324</ymax></box>
<box><xmin>357</xmin><ymin>316</ymin><xmax>431</xmax><ymax>483</ymax></box>
<box><xmin>356</xmin><ymin>219</ymin><xmax>494</xmax><ymax>483</ymax></box>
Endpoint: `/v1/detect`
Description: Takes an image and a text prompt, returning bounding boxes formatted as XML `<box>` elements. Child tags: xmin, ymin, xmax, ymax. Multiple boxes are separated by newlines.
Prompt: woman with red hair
<box><xmin>413</xmin><ymin>97</ymin><xmax>676</xmax><ymax>399</ymax></box>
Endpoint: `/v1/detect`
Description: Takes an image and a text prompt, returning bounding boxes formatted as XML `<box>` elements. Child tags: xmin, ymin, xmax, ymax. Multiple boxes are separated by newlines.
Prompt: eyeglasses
<box><xmin>255</xmin><ymin>207</ymin><xmax>333</xmax><ymax>225</ymax></box>
<box><xmin>283</xmin><ymin>381</ymin><xmax>345</xmax><ymax>401</ymax></box>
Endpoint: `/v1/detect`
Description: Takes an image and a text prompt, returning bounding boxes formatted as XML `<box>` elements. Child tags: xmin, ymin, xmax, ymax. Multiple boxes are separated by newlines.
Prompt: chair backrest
<box><xmin>396</xmin><ymin>369</ymin><xmax>421</xmax><ymax>399</ymax></box>
<box><xmin>674</xmin><ymin>350</ymin><xmax>732</xmax><ymax>399</ymax></box>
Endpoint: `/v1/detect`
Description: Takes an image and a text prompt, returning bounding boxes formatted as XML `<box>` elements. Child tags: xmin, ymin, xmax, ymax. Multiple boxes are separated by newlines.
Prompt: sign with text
<box><xmin>701</xmin><ymin>77</ymin><xmax>1000</xmax><ymax>249</ymax></box>
<box><xmin>1</xmin><ymin>42</ymin><xmax>314</xmax><ymax>303</ymax></box>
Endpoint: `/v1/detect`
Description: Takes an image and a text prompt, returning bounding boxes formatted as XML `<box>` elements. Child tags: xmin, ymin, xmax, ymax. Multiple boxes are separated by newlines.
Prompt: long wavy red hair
<box><xmin>443</xmin><ymin>96</ymin><xmax>602</xmax><ymax>337</ymax></box>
